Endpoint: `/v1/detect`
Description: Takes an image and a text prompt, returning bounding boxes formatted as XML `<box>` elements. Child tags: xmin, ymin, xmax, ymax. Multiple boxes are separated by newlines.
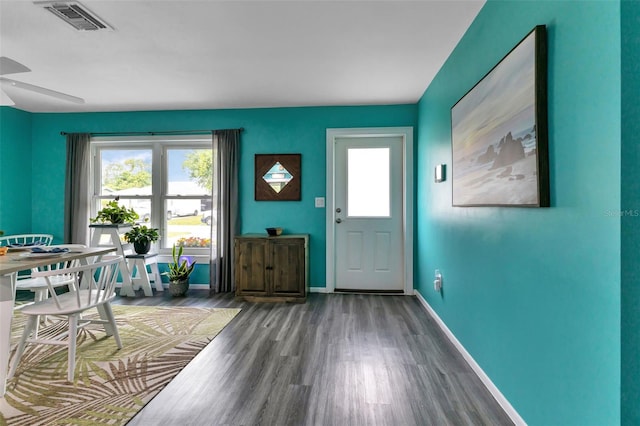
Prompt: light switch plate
<box><xmin>315</xmin><ymin>197</ymin><xmax>325</xmax><ymax>208</ymax></box>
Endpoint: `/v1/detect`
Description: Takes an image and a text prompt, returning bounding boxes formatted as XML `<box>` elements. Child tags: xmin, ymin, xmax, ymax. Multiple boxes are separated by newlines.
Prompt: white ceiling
<box><xmin>0</xmin><ymin>0</ymin><xmax>484</xmax><ymax>113</ymax></box>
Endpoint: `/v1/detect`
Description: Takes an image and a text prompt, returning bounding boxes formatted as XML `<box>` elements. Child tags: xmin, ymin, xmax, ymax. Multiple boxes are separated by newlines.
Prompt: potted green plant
<box><xmin>123</xmin><ymin>225</ymin><xmax>159</xmax><ymax>254</ymax></box>
<box><xmin>91</xmin><ymin>197</ymin><xmax>139</xmax><ymax>225</ymax></box>
<box><xmin>164</xmin><ymin>244</ymin><xmax>196</xmax><ymax>296</ymax></box>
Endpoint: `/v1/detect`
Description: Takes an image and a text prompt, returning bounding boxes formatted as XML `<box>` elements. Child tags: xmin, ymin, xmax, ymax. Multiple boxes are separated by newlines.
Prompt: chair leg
<box><xmin>33</xmin><ymin>288</ymin><xmax>49</xmax><ymax>338</ymax></box>
<box><xmin>67</xmin><ymin>314</ymin><xmax>78</xmax><ymax>382</ymax></box>
<box><xmin>8</xmin><ymin>315</ymin><xmax>38</xmax><ymax>379</ymax></box>
<box><xmin>101</xmin><ymin>302</ymin><xmax>122</xmax><ymax>349</ymax></box>
<box><xmin>34</xmin><ymin>288</ymin><xmax>48</xmax><ymax>303</ymax></box>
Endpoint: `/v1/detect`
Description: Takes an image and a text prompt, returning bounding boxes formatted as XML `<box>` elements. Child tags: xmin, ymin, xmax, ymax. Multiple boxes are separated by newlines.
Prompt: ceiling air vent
<box><xmin>34</xmin><ymin>1</ymin><xmax>113</xmax><ymax>31</ymax></box>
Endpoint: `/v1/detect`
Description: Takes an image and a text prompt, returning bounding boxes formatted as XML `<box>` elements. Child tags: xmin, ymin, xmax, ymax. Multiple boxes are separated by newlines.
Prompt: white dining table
<box><xmin>0</xmin><ymin>246</ymin><xmax>116</xmax><ymax>397</ymax></box>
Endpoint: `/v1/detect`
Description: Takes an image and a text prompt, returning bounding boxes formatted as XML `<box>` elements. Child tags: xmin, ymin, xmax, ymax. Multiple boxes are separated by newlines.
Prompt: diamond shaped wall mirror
<box><xmin>255</xmin><ymin>154</ymin><xmax>301</xmax><ymax>201</ymax></box>
<box><xmin>263</xmin><ymin>162</ymin><xmax>293</xmax><ymax>193</ymax></box>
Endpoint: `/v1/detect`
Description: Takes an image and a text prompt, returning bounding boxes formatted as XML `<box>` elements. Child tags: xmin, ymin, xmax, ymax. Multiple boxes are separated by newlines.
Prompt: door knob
<box><xmin>336</xmin><ymin>218</ymin><xmax>342</xmax><ymax>224</ymax></box>
<box><xmin>336</xmin><ymin>208</ymin><xmax>342</xmax><ymax>213</ymax></box>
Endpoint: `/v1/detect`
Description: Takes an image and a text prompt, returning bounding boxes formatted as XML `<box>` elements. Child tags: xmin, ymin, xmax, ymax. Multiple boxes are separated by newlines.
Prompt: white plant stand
<box><xmin>89</xmin><ymin>224</ymin><xmax>136</xmax><ymax>297</ymax></box>
<box><xmin>126</xmin><ymin>253</ymin><xmax>163</xmax><ymax>296</ymax></box>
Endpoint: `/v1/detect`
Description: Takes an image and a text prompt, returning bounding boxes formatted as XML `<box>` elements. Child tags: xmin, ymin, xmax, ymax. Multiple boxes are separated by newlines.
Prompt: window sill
<box><xmin>157</xmin><ymin>253</ymin><xmax>211</xmax><ymax>264</ymax></box>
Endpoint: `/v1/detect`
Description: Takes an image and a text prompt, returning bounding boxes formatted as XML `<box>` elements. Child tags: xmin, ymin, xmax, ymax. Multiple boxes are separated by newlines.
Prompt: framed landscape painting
<box><xmin>451</xmin><ymin>25</ymin><xmax>549</xmax><ymax>207</ymax></box>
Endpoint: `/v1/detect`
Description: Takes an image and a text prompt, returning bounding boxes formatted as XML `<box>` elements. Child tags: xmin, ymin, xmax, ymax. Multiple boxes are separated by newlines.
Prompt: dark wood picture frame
<box><xmin>255</xmin><ymin>154</ymin><xmax>301</xmax><ymax>201</ymax></box>
<box><xmin>451</xmin><ymin>25</ymin><xmax>549</xmax><ymax>207</ymax></box>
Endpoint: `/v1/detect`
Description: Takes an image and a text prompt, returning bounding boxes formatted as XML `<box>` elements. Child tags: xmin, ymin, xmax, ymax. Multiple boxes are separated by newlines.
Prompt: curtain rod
<box><xmin>60</xmin><ymin>128</ymin><xmax>244</xmax><ymax>137</ymax></box>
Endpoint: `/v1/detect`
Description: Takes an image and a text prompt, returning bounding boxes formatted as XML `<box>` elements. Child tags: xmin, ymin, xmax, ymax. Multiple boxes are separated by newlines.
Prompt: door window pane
<box><xmin>347</xmin><ymin>148</ymin><xmax>390</xmax><ymax>217</ymax></box>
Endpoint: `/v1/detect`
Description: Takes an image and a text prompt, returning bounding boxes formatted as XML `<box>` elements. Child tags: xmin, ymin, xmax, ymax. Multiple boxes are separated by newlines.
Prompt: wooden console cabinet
<box><xmin>234</xmin><ymin>234</ymin><xmax>309</xmax><ymax>303</ymax></box>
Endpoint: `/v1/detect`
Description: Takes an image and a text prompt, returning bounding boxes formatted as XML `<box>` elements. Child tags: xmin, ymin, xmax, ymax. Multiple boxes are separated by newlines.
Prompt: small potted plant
<box><xmin>91</xmin><ymin>197</ymin><xmax>139</xmax><ymax>225</ymax></box>
<box><xmin>164</xmin><ymin>244</ymin><xmax>196</xmax><ymax>296</ymax></box>
<box><xmin>124</xmin><ymin>225</ymin><xmax>160</xmax><ymax>254</ymax></box>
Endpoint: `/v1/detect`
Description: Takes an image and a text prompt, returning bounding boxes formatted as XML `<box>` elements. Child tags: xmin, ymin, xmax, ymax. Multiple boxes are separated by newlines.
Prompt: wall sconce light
<box><xmin>434</xmin><ymin>164</ymin><xmax>446</xmax><ymax>183</ymax></box>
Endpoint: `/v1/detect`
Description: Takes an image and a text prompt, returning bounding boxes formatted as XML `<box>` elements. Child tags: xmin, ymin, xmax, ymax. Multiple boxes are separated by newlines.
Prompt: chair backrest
<box><xmin>32</xmin><ymin>255</ymin><xmax>123</xmax><ymax>311</ymax></box>
<box><xmin>15</xmin><ymin>243</ymin><xmax>85</xmax><ymax>279</ymax></box>
<box><xmin>0</xmin><ymin>234</ymin><xmax>53</xmax><ymax>247</ymax></box>
<box><xmin>32</xmin><ymin>246</ymin><xmax>90</xmax><ymax>281</ymax></box>
<box><xmin>35</xmin><ymin>245</ymin><xmax>87</xmax><ymax>272</ymax></box>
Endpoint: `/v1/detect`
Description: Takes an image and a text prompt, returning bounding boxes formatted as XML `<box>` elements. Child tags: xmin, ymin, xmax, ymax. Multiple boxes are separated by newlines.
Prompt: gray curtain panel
<box><xmin>64</xmin><ymin>133</ymin><xmax>91</xmax><ymax>245</ymax></box>
<box><xmin>210</xmin><ymin>129</ymin><xmax>241</xmax><ymax>293</ymax></box>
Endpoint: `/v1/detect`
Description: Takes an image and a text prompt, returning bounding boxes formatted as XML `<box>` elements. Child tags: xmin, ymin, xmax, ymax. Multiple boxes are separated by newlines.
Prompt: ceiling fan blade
<box><xmin>0</xmin><ymin>77</ymin><xmax>85</xmax><ymax>104</ymax></box>
<box><xmin>0</xmin><ymin>57</ymin><xmax>31</xmax><ymax>75</ymax></box>
<box><xmin>0</xmin><ymin>89</ymin><xmax>15</xmax><ymax>106</ymax></box>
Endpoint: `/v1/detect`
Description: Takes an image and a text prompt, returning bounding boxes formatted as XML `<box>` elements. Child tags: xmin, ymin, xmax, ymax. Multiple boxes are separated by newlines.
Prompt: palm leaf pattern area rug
<box><xmin>0</xmin><ymin>305</ymin><xmax>241</xmax><ymax>425</ymax></box>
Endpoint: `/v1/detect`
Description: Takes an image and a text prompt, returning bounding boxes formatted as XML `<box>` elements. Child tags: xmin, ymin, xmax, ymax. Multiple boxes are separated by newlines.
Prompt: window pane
<box><xmin>100</xmin><ymin>149</ymin><xmax>152</xmax><ymax>195</ymax></box>
<box><xmin>165</xmin><ymin>148</ymin><xmax>213</xmax><ymax>249</ymax></box>
<box><xmin>165</xmin><ymin>208</ymin><xmax>213</xmax><ymax>249</ymax></box>
<box><xmin>95</xmin><ymin>198</ymin><xmax>152</xmax><ymax>245</ymax></box>
<box><xmin>347</xmin><ymin>148</ymin><xmax>390</xmax><ymax>217</ymax></box>
<box><xmin>116</xmin><ymin>198</ymin><xmax>151</xmax><ymax>223</ymax></box>
<box><xmin>167</xmin><ymin>149</ymin><xmax>212</xmax><ymax>196</ymax></box>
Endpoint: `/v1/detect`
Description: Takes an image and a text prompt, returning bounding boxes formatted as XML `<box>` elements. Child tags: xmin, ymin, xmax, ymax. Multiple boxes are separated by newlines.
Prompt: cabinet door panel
<box><xmin>270</xmin><ymin>239</ymin><xmax>305</xmax><ymax>295</ymax></box>
<box><xmin>235</xmin><ymin>239</ymin><xmax>268</xmax><ymax>294</ymax></box>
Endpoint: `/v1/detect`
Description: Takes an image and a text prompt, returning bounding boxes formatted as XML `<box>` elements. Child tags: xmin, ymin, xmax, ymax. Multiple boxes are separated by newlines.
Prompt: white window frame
<box><xmin>90</xmin><ymin>135</ymin><xmax>213</xmax><ymax>260</ymax></box>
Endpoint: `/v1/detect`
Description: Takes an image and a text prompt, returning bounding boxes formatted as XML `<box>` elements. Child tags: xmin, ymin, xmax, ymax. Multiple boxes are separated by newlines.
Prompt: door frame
<box><xmin>325</xmin><ymin>127</ymin><xmax>413</xmax><ymax>295</ymax></box>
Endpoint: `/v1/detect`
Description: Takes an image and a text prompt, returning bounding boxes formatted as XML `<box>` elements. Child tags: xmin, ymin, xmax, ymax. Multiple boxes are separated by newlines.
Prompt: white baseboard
<box><xmin>183</xmin><ymin>283</ymin><xmax>210</xmax><ymax>290</ymax></box>
<box><xmin>123</xmin><ymin>284</ymin><xmax>326</xmax><ymax>291</ymax></box>
<box><xmin>414</xmin><ymin>290</ymin><xmax>526</xmax><ymax>426</ymax></box>
<box><xmin>116</xmin><ymin>283</ymin><xmax>210</xmax><ymax>290</ymax></box>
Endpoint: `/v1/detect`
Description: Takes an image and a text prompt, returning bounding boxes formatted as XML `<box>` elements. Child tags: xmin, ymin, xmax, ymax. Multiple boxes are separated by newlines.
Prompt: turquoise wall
<box><xmin>1</xmin><ymin>0</ymin><xmax>633</xmax><ymax>421</ymax></box>
<box><xmin>416</xmin><ymin>1</ymin><xmax>621</xmax><ymax>424</ymax></box>
<box><xmin>0</xmin><ymin>107</ymin><xmax>32</xmax><ymax>234</ymax></box>
<box><xmin>621</xmin><ymin>0</ymin><xmax>640</xmax><ymax>424</ymax></box>
<box><xmin>1</xmin><ymin>105</ymin><xmax>417</xmax><ymax>288</ymax></box>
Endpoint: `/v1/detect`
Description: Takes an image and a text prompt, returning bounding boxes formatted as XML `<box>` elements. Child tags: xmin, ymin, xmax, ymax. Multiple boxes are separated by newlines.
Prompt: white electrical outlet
<box><xmin>434</xmin><ymin>269</ymin><xmax>442</xmax><ymax>292</ymax></box>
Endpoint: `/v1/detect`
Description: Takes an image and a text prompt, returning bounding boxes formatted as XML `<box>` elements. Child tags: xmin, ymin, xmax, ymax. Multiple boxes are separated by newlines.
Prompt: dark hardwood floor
<box><xmin>107</xmin><ymin>289</ymin><xmax>512</xmax><ymax>426</ymax></box>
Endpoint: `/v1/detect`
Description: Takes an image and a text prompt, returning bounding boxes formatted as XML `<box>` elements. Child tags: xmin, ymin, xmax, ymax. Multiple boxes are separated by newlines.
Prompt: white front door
<box><xmin>328</xmin><ymin>129</ymin><xmax>410</xmax><ymax>292</ymax></box>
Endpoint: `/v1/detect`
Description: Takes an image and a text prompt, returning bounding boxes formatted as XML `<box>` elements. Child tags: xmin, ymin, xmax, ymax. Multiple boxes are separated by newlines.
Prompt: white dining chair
<box><xmin>13</xmin><ymin>245</ymin><xmax>88</xmax><ymax>337</ymax></box>
<box><xmin>9</xmin><ymin>255</ymin><xmax>123</xmax><ymax>382</ymax></box>
<box><xmin>0</xmin><ymin>234</ymin><xmax>55</xmax><ymax>309</ymax></box>
<box><xmin>14</xmin><ymin>245</ymin><xmax>87</xmax><ymax>302</ymax></box>
<box><xmin>0</xmin><ymin>234</ymin><xmax>53</xmax><ymax>248</ymax></box>
<box><xmin>0</xmin><ymin>233</ymin><xmax>54</xmax><ymax>281</ymax></box>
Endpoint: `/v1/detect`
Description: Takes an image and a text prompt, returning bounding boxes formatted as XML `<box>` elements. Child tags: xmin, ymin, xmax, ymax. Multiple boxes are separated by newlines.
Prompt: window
<box><xmin>91</xmin><ymin>136</ymin><xmax>213</xmax><ymax>255</ymax></box>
